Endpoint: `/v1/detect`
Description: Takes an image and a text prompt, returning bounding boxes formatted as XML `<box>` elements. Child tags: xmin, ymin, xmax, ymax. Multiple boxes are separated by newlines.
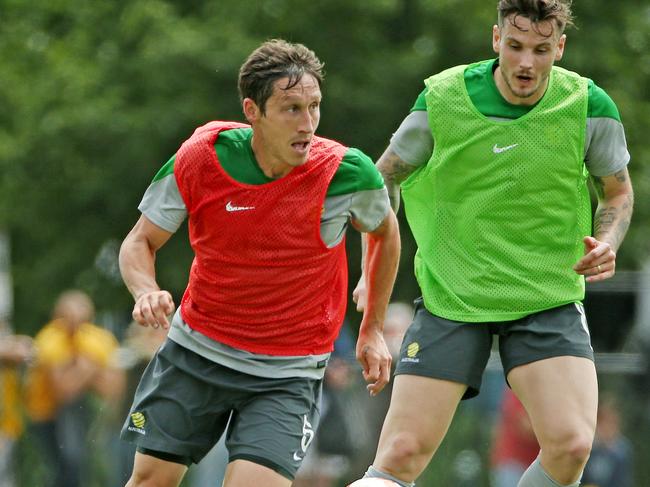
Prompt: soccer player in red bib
<box><xmin>119</xmin><ymin>39</ymin><xmax>400</xmax><ymax>487</ymax></box>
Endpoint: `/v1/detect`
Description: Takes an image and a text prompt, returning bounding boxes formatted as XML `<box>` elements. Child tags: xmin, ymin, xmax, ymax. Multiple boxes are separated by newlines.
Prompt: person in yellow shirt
<box><xmin>24</xmin><ymin>290</ymin><xmax>125</xmax><ymax>487</ymax></box>
<box><xmin>0</xmin><ymin>322</ymin><xmax>33</xmax><ymax>487</ymax></box>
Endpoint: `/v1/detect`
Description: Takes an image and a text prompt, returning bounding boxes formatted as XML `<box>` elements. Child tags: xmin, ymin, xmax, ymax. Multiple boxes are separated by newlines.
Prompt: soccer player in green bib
<box><xmin>353</xmin><ymin>1</ymin><xmax>634</xmax><ymax>487</ymax></box>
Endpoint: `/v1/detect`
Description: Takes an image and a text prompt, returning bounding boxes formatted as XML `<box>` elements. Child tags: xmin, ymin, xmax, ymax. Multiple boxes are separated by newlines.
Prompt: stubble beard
<box><xmin>503</xmin><ymin>73</ymin><xmax>539</xmax><ymax>100</ymax></box>
<box><xmin>503</xmin><ymin>69</ymin><xmax>552</xmax><ymax>103</ymax></box>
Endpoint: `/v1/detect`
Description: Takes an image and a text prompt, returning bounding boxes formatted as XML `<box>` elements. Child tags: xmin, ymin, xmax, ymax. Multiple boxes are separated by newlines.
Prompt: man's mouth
<box><xmin>291</xmin><ymin>141</ymin><xmax>310</xmax><ymax>152</ymax></box>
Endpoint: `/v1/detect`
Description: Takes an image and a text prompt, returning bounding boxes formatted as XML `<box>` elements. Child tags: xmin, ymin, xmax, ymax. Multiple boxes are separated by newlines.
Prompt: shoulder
<box><xmin>216</xmin><ymin>126</ymin><xmax>253</xmax><ymax>144</ymax></box>
<box><xmin>177</xmin><ymin>122</ymin><xmax>251</xmax><ymax>169</ymax></box>
<box><xmin>327</xmin><ymin>148</ymin><xmax>384</xmax><ymax>196</ymax></box>
<box><xmin>412</xmin><ymin>62</ymin><xmax>479</xmax><ymax>112</ymax></box>
<box><xmin>411</xmin><ymin>87</ymin><xmax>427</xmax><ymax>112</ymax></box>
<box><xmin>34</xmin><ymin>321</ymin><xmax>63</xmax><ymax>343</ymax></box>
<box><xmin>464</xmin><ymin>59</ymin><xmax>494</xmax><ymax>82</ymax></box>
<box><xmin>341</xmin><ymin>148</ymin><xmax>383</xmax><ymax>190</ymax></box>
<box><xmin>587</xmin><ymin>79</ymin><xmax>623</xmax><ymax>122</ymax></box>
<box><xmin>152</xmin><ymin>155</ymin><xmax>176</xmax><ymax>183</ymax></box>
<box><xmin>551</xmin><ymin>69</ymin><xmax>622</xmax><ymax>121</ymax></box>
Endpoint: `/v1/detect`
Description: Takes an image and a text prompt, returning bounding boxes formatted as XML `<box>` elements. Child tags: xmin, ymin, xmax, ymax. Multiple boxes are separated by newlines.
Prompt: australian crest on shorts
<box><xmin>128</xmin><ymin>411</ymin><xmax>146</xmax><ymax>435</ymax></box>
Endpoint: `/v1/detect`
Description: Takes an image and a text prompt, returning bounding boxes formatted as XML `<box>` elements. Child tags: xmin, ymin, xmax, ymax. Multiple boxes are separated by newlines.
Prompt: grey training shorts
<box><xmin>394</xmin><ymin>299</ymin><xmax>594</xmax><ymax>399</ymax></box>
<box><xmin>121</xmin><ymin>339</ymin><xmax>322</xmax><ymax>480</ymax></box>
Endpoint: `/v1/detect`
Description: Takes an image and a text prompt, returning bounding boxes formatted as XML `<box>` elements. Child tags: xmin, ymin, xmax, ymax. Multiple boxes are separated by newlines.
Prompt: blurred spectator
<box><xmin>23</xmin><ymin>290</ymin><xmax>125</xmax><ymax>487</ymax></box>
<box><xmin>490</xmin><ymin>388</ymin><xmax>539</xmax><ymax>487</ymax></box>
<box><xmin>0</xmin><ymin>321</ymin><xmax>33</xmax><ymax>487</ymax></box>
<box><xmin>582</xmin><ymin>394</ymin><xmax>633</xmax><ymax>487</ymax></box>
<box><xmin>0</xmin><ymin>325</ymin><xmax>33</xmax><ymax>366</ymax></box>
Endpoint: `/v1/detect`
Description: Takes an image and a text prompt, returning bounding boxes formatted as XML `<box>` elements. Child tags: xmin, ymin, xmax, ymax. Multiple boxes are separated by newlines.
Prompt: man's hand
<box><xmin>0</xmin><ymin>335</ymin><xmax>34</xmax><ymax>364</ymax></box>
<box><xmin>573</xmin><ymin>236</ymin><xmax>616</xmax><ymax>283</ymax></box>
<box><xmin>132</xmin><ymin>290</ymin><xmax>175</xmax><ymax>329</ymax></box>
<box><xmin>74</xmin><ymin>355</ymin><xmax>101</xmax><ymax>380</ymax></box>
<box><xmin>356</xmin><ymin>328</ymin><xmax>392</xmax><ymax>396</ymax></box>
<box><xmin>352</xmin><ymin>276</ymin><xmax>367</xmax><ymax>312</ymax></box>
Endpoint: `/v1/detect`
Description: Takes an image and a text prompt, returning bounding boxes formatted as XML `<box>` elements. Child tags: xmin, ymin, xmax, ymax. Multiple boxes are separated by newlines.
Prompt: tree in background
<box><xmin>0</xmin><ymin>0</ymin><xmax>648</xmax><ymax>331</ymax></box>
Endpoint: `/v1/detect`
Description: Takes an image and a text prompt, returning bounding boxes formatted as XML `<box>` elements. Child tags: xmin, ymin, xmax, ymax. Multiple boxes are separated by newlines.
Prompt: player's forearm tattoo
<box><xmin>592</xmin><ymin>171</ymin><xmax>634</xmax><ymax>251</ymax></box>
<box><xmin>376</xmin><ymin>150</ymin><xmax>418</xmax><ymax>212</ymax></box>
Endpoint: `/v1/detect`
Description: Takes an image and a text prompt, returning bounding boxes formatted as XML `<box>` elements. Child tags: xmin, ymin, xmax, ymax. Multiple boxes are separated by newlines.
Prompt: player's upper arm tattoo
<box><xmin>376</xmin><ymin>149</ymin><xmax>418</xmax><ymax>211</ymax></box>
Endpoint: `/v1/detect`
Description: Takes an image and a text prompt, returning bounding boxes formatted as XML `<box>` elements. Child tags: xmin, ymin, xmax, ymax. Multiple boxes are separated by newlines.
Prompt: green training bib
<box><xmin>402</xmin><ymin>63</ymin><xmax>590</xmax><ymax>322</ymax></box>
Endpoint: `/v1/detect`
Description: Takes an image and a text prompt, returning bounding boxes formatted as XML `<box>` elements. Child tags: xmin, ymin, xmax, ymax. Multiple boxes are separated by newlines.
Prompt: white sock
<box><xmin>517</xmin><ymin>457</ymin><xmax>581</xmax><ymax>487</ymax></box>
<box><xmin>364</xmin><ymin>465</ymin><xmax>416</xmax><ymax>487</ymax></box>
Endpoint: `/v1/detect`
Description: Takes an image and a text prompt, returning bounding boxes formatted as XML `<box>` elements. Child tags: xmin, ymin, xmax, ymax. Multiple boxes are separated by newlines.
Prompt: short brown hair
<box><xmin>238</xmin><ymin>39</ymin><xmax>324</xmax><ymax>114</ymax></box>
<box><xmin>497</xmin><ymin>0</ymin><xmax>574</xmax><ymax>36</ymax></box>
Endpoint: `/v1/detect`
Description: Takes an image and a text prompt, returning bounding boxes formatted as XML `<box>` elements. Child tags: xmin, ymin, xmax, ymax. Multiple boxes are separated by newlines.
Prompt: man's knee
<box><xmin>563</xmin><ymin>433</ymin><xmax>593</xmax><ymax>465</ymax></box>
<box><xmin>126</xmin><ymin>471</ymin><xmax>157</xmax><ymax>487</ymax></box>
<box><xmin>543</xmin><ymin>428</ymin><xmax>593</xmax><ymax>466</ymax></box>
<box><xmin>126</xmin><ymin>456</ymin><xmax>186</xmax><ymax>487</ymax></box>
<box><xmin>126</xmin><ymin>473</ymin><xmax>176</xmax><ymax>487</ymax></box>
<box><xmin>377</xmin><ymin>431</ymin><xmax>433</xmax><ymax>475</ymax></box>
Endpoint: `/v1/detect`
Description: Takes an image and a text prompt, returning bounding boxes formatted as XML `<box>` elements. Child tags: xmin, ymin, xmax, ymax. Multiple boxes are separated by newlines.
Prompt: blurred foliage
<box><xmin>2</xmin><ymin>2</ymin><xmax>650</xmax><ymax>485</ymax></box>
<box><xmin>1</xmin><ymin>0</ymin><xmax>648</xmax><ymax>338</ymax></box>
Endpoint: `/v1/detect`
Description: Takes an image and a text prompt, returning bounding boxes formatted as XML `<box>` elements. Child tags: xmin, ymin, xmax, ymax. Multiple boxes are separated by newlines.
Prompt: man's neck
<box><xmin>250</xmin><ymin>135</ymin><xmax>293</xmax><ymax>179</ymax></box>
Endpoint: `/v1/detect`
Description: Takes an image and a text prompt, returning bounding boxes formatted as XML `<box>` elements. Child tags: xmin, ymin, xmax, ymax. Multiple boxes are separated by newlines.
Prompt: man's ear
<box><xmin>555</xmin><ymin>33</ymin><xmax>567</xmax><ymax>61</ymax></box>
<box><xmin>492</xmin><ymin>24</ymin><xmax>501</xmax><ymax>54</ymax></box>
<box><xmin>242</xmin><ymin>98</ymin><xmax>260</xmax><ymax>124</ymax></box>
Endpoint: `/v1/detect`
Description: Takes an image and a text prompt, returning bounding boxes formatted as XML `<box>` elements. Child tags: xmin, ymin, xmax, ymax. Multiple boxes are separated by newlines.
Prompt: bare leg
<box><xmin>509</xmin><ymin>356</ymin><xmax>598</xmax><ymax>485</ymax></box>
<box><xmin>125</xmin><ymin>451</ymin><xmax>187</xmax><ymax>487</ymax></box>
<box><xmin>372</xmin><ymin>375</ymin><xmax>466</xmax><ymax>482</ymax></box>
<box><xmin>222</xmin><ymin>459</ymin><xmax>292</xmax><ymax>487</ymax></box>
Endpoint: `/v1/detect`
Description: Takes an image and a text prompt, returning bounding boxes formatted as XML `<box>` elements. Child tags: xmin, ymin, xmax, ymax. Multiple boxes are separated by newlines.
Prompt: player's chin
<box><xmin>291</xmin><ymin>155</ymin><xmax>309</xmax><ymax>167</ymax></box>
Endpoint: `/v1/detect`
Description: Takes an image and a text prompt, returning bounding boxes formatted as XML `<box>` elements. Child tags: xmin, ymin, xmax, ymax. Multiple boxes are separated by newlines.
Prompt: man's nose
<box><xmin>297</xmin><ymin>109</ymin><xmax>314</xmax><ymax>133</ymax></box>
<box><xmin>519</xmin><ymin>51</ymin><xmax>534</xmax><ymax>70</ymax></box>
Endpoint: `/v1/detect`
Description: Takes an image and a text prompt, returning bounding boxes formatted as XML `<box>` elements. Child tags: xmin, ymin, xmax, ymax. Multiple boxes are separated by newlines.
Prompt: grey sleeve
<box><xmin>388</xmin><ymin>111</ymin><xmax>435</xmax><ymax>167</ymax></box>
<box><xmin>137</xmin><ymin>175</ymin><xmax>187</xmax><ymax>233</ymax></box>
<box><xmin>584</xmin><ymin>117</ymin><xmax>631</xmax><ymax>177</ymax></box>
<box><xmin>350</xmin><ymin>187</ymin><xmax>391</xmax><ymax>232</ymax></box>
<box><xmin>320</xmin><ymin>189</ymin><xmax>389</xmax><ymax>248</ymax></box>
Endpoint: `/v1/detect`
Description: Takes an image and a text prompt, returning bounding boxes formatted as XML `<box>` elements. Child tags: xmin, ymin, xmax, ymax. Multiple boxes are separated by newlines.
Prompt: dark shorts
<box><xmin>121</xmin><ymin>339</ymin><xmax>322</xmax><ymax>480</ymax></box>
<box><xmin>394</xmin><ymin>299</ymin><xmax>594</xmax><ymax>399</ymax></box>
